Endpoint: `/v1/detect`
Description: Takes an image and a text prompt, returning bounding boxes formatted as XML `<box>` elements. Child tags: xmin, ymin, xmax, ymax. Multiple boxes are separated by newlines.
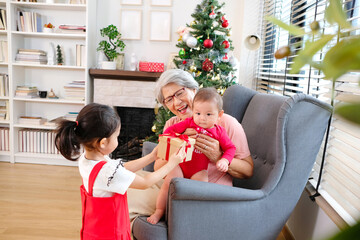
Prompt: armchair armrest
<box><xmin>169</xmin><ymin>178</ymin><xmax>265</xmax><ymax>201</ymax></box>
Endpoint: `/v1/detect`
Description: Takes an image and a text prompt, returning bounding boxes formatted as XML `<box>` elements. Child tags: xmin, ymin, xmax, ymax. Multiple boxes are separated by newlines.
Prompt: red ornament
<box><xmin>202</xmin><ymin>58</ymin><xmax>213</xmax><ymax>71</ymax></box>
<box><xmin>203</xmin><ymin>39</ymin><xmax>213</xmax><ymax>48</ymax></box>
<box><xmin>222</xmin><ymin>15</ymin><xmax>227</xmax><ymax>22</ymax></box>
<box><xmin>182</xmin><ymin>60</ymin><xmax>187</xmax><ymax>64</ymax></box>
<box><xmin>222</xmin><ymin>20</ymin><xmax>229</xmax><ymax>28</ymax></box>
<box><xmin>222</xmin><ymin>53</ymin><xmax>229</xmax><ymax>62</ymax></box>
<box><xmin>222</xmin><ymin>40</ymin><xmax>230</xmax><ymax>49</ymax></box>
<box><xmin>209</xmin><ymin>10</ymin><xmax>216</xmax><ymax>19</ymax></box>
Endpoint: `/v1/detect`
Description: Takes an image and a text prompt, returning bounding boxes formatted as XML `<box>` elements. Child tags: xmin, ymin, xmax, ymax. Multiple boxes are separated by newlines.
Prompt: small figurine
<box><xmin>48</xmin><ymin>88</ymin><xmax>59</xmax><ymax>99</ymax></box>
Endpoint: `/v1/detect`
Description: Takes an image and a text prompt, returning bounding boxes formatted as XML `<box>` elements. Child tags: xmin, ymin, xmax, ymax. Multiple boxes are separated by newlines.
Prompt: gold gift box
<box><xmin>157</xmin><ymin>135</ymin><xmax>196</xmax><ymax>162</ymax></box>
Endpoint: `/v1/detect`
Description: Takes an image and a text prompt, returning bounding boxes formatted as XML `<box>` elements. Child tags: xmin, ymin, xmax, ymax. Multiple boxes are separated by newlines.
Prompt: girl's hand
<box><xmin>195</xmin><ymin>133</ymin><xmax>222</xmax><ymax>162</ymax></box>
<box><xmin>216</xmin><ymin>158</ymin><xmax>229</xmax><ymax>172</ymax></box>
<box><xmin>168</xmin><ymin>144</ymin><xmax>186</xmax><ymax>165</ymax></box>
<box><xmin>150</xmin><ymin>145</ymin><xmax>159</xmax><ymax>160</ymax></box>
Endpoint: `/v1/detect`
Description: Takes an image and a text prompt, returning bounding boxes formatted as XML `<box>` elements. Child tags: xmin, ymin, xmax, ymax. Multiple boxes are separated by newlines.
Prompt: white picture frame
<box><xmin>150</xmin><ymin>0</ymin><xmax>172</xmax><ymax>7</ymax></box>
<box><xmin>121</xmin><ymin>0</ymin><xmax>142</xmax><ymax>6</ymax></box>
<box><xmin>120</xmin><ymin>10</ymin><xmax>142</xmax><ymax>40</ymax></box>
<box><xmin>167</xmin><ymin>52</ymin><xmax>177</xmax><ymax>70</ymax></box>
<box><xmin>149</xmin><ymin>11</ymin><xmax>171</xmax><ymax>41</ymax></box>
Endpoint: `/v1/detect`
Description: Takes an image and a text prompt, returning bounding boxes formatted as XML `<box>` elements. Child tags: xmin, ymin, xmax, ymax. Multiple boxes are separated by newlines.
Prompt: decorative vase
<box><xmin>101</xmin><ymin>61</ymin><xmax>116</xmax><ymax>70</ymax></box>
<box><xmin>115</xmin><ymin>53</ymin><xmax>125</xmax><ymax>70</ymax></box>
<box><xmin>43</xmin><ymin>27</ymin><xmax>54</xmax><ymax>33</ymax></box>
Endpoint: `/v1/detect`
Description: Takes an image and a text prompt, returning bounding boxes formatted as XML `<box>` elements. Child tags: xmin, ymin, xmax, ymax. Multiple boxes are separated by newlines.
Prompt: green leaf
<box><xmin>325</xmin><ymin>0</ymin><xmax>351</xmax><ymax>29</ymax></box>
<box><xmin>265</xmin><ymin>16</ymin><xmax>306</xmax><ymax>36</ymax></box>
<box><xmin>290</xmin><ymin>34</ymin><xmax>335</xmax><ymax>74</ymax></box>
<box><xmin>335</xmin><ymin>103</ymin><xmax>360</xmax><ymax>125</ymax></box>
<box><xmin>323</xmin><ymin>36</ymin><xmax>360</xmax><ymax>79</ymax></box>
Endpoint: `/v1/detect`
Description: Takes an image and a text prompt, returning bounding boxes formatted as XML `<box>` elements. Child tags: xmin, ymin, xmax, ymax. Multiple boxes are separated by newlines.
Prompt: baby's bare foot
<box><xmin>146</xmin><ymin>209</ymin><xmax>164</xmax><ymax>224</ymax></box>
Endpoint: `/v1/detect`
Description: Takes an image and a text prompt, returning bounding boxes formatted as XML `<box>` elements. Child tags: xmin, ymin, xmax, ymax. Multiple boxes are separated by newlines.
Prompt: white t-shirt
<box><xmin>78</xmin><ymin>153</ymin><xmax>136</xmax><ymax>197</ymax></box>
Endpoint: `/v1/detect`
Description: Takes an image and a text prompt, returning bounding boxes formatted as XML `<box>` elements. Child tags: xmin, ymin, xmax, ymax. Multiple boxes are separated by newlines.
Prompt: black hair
<box><xmin>193</xmin><ymin>87</ymin><xmax>223</xmax><ymax>111</ymax></box>
<box><xmin>55</xmin><ymin>103</ymin><xmax>120</xmax><ymax>161</ymax></box>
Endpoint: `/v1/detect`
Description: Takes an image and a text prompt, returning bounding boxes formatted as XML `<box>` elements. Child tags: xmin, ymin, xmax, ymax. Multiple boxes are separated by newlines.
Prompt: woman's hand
<box><xmin>195</xmin><ymin>133</ymin><xmax>222</xmax><ymax>163</ymax></box>
<box><xmin>182</xmin><ymin>128</ymin><xmax>198</xmax><ymax>138</ymax></box>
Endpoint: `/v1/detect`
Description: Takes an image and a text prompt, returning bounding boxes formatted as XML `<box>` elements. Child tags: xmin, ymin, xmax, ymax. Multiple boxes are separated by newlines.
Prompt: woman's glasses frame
<box><xmin>163</xmin><ymin>87</ymin><xmax>186</xmax><ymax>106</ymax></box>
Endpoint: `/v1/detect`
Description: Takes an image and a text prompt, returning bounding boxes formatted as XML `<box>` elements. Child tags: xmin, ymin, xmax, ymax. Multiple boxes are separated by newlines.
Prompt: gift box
<box><xmin>157</xmin><ymin>134</ymin><xmax>195</xmax><ymax>162</ymax></box>
<box><xmin>139</xmin><ymin>61</ymin><xmax>165</xmax><ymax>72</ymax></box>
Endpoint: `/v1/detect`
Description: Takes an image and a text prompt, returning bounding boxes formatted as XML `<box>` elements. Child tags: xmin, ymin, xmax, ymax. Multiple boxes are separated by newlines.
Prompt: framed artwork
<box><xmin>167</xmin><ymin>52</ymin><xmax>177</xmax><ymax>70</ymax></box>
<box><xmin>150</xmin><ymin>0</ymin><xmax>172</xmax><ymax>6</ymax></box>
<box><xmin>120</xmin><ymin>10</ymin><xmax>142</xmax><ymax>40</ymax></box>
<box><xmin>149</xmin><ymin>11</ymin><xmax>171</xmax><ymax>41</ymax></box>
<box><xmin>121</xmin><ymin>0</ymin><xmax>142</xmax><ymax>5</ymax></box>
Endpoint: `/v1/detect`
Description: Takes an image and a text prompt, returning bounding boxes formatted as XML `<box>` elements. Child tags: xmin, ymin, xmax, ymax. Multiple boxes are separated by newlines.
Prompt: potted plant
<box><xmin>97</xmin><ymin>24</ymin><xmax>126</xmax><ymax>70</ymax></box>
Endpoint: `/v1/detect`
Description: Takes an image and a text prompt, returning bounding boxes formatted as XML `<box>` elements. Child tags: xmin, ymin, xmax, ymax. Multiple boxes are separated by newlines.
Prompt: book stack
<box><xmin>16</xmin><ymin>10</ymin><xmax>42</xmax><ymax>32</ymax></box>
<box><xmin>59</xmin><ymin>24</ymin><xmax>86</xmax><ymax>34</ymax></box>
<box><xmin>0</xmin><ymin>9</ymin><xmax>7</xmax><ymax>30</ymax></box>
<box><xmin>18</xmin><ymin>129</ymin><xmax>58</xmax><ymax>154</ymax></box>
<box><xmin>15</xmin><ymin>86</ymin><xmax>39</xmax><ymax>98</ymax></box>
<box><xmin>15</xmin><ymin>49</ymin><xmax>47</xmax><ymax>65</ymax></box>
<box><xmin>0</xmin><ymin>74</ymin><xmax>9</xmax><ymax>97</ymax></box>
<box><xmin>64</xmin><ymin>80</ymin><xmax>85</xmax><ymax>100</ymax></box>
<box><xmin>64</xmin><ymin>112</ymin><xmax>79</xmax><ymax>121</ymax></box>
<box><xmin>0</xmin><ymin>127</ymin><xmax>9</xmax><ymax>151</ymax></box>
<box><xmin>18</xmin><ymin>116</ymin><xmax>46</xmax><ymax>125</ymax></box>
<box><xmin>0</xmin><ymin>101</ymin><xmax>9</xmax><ymax>120</ymax></box>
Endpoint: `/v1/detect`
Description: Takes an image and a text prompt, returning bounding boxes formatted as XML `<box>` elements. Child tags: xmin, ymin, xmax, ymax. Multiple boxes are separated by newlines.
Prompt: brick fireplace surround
<box><xmin>89</xmin><ymin>69</ymin><xmax>162</xmax><ymax>108</ymax></box>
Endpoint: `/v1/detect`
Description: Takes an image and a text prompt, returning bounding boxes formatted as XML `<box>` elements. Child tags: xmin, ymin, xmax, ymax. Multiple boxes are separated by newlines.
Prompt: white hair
<box><xmin>155</xmin><ymin>69</ymin><xmax>199</xmax><ymax>105</ymax></box>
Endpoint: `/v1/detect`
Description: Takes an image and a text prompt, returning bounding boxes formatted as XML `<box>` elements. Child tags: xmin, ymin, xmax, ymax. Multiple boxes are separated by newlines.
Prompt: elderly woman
<box><xmin>154</xmin><ymin>69</ymin><xmax>253</xmax><ymax>182</ymax></box>
<box><xmin>127</xmin><ymin>69</ymin><xmax>253</xmax><ymax>223</ymax></box>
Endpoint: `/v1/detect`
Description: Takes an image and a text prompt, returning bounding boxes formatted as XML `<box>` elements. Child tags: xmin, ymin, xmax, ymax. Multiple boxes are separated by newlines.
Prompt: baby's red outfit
<box><xmin>164</xmin><ymin>117</ymin><xmax>236</xmax><ymax>178</ymax></box>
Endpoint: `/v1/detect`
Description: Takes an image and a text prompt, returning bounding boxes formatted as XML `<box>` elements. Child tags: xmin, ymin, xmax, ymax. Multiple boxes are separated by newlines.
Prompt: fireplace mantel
<box><xmin>89</xmin><ymin>69</ymin><xmax>162</xmax><ymax>81</ymax></box>
<box><xmin>91</xmin><ymin>69</ymin><xmax>159</xmax><ymax>108</ymax></box>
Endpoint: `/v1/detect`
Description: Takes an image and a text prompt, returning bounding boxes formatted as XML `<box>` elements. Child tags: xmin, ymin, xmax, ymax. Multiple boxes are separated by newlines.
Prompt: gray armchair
<box><xmin>132</xmin><ymin>85</ymin><xmax>332</xmax><ymax>240</ymax></box>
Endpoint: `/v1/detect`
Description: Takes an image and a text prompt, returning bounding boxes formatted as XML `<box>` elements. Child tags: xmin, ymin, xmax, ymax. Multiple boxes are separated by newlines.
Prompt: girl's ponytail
<box><xmin>55</xmin><ymin>119</ymin><xmax>81</xmax><ymax>161</ymax></box>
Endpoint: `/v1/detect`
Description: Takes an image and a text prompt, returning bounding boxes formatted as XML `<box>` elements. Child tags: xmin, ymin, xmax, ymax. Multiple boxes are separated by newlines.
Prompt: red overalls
<box><xmin>80</xmin><ymin>161</ymin><xmax>131</xmax><ymax>240</ymax></box>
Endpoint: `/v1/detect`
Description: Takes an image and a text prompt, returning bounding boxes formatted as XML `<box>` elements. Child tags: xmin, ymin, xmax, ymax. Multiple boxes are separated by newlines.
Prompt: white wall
<box><xmin>287</xmin><ymin>191</ymin><xmax>340</xmax><ymax>240</ymax></box>
<box><xmin>95</xmin><ymin>0</ymin><xmax>245</xmax><ymax>81</ymax></box>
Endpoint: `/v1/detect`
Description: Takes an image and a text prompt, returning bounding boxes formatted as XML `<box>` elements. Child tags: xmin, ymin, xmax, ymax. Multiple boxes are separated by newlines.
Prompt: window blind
<box><xmin>258</xmin><ymin>0</ymin><xmax>360</xmax><ymax>225</ymax></box>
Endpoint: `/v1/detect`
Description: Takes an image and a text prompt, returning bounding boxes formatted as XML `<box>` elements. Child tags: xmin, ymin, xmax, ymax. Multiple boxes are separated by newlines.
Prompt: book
<box><xmin>18</xmin><ymin>48</ymin><xmax>47</xmax><ymax>55</ymax></box>
<box><xmin>0</xmin><ymin>9</ymin><xmax>7</xmax><ymax>31</ymax></box>
<box><xmin>18</xmin><ymin>116</ymin><xmax>46</xmax><ymax>125</ymax></box>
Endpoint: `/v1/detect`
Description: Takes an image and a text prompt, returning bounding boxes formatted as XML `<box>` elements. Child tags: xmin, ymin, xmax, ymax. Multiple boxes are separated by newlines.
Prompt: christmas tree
<box><xmin>56</xmin><ymin>45</ymin><xmax>63</xmax><ymax>65</ymax></box>
<box><xmin>174</xmin><ymin>0</ymin><xmax>237</xmax><ymax>89</ymax></box>
<box><xmin>148</xmin><ymin>0</ymin><xmax>236</xmax><ymax>142</ymax></box>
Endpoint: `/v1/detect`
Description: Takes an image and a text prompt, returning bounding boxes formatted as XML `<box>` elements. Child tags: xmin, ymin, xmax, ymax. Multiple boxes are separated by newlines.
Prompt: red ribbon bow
<box><xmin>159</xmin><ymin>133</ymin><xmax>191</xmax><ymax>161</ymax></box>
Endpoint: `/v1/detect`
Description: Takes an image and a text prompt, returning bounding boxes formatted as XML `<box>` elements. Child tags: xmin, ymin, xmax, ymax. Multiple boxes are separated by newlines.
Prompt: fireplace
<box><xmin>89</xmin><ymin>69</ymin><xmax>162</xmax><ymax>161</ymax></box>
<box><xmin>111</xmin><ymin>107</ymin><xmax>155</xmax><ymax>160</ymax></box>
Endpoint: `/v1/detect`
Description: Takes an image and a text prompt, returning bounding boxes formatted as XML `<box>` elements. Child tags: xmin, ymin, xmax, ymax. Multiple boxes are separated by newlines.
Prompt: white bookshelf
<box><xmin>0</xmin><ymin>0</ymin><xmax>97</xmax><ymax>165</ymax></box>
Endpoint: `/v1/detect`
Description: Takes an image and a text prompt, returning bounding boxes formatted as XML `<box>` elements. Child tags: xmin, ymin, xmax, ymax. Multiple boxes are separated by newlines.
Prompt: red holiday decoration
<box><xmin>209</xmin><ymin>10</ymin><xmax>216</xmax><ymax>19</ymax></box>
<box><xmin>202</xmin><ymin>58</ymin><xmax>213</xmax><ymax>71</ymax></box>
<box><xmin>221</xmin><ymin>15</ymin><xmax>227</xmax><ymax>22</ymax></box>
<box><xmin>222</xmin><ymin>40</ymin><xmax>230</xmax><ymax>49</ymax></box>
<box><xmin>222</xmin><ymin>53</ymin><xmax>229</xmax><ymax>62</ymax></box>
<box><xmin>182</xmin><ymin>60</ymin><xmax>187</xmax><ymax>64</ymax></box>
<box><xmin>203</xmin><ymin>39</ymin><xmax>213</xmax><ymax>48</ymax></box>
<box><xmin>222</xmin><ymin>20</ymin><xmax>229</xmax><ymax>28</ymax></box>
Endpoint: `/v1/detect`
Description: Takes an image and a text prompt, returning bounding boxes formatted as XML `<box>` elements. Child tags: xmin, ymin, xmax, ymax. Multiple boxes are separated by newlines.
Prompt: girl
<box><xmin>55</xmin><ymin>103</ymin><xmax>185</xmax><ymax>240</ymax></box>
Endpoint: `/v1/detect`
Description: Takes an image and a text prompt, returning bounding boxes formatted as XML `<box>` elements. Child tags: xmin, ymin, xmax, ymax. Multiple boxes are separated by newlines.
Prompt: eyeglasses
<box><xmin>163</xmin><ymin>87</ymin><xmax>186</xmax><ymax>105</ymax></box>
